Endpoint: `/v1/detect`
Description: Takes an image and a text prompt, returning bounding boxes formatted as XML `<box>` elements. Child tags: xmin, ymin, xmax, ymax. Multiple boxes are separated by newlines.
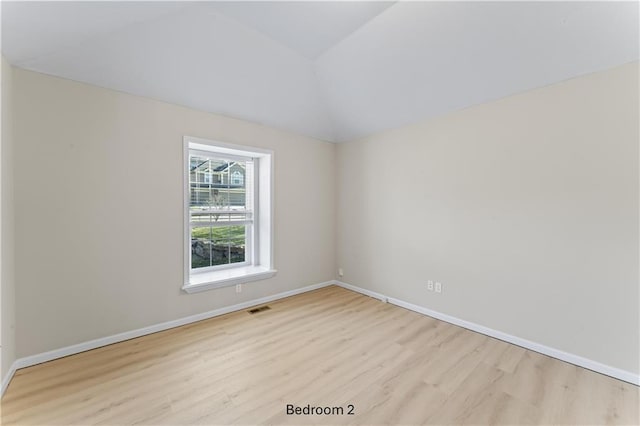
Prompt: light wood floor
<box><xmin>1</xmin><ymin>286</ymin><xmax>638</xmax><ymax>425</ymax></box>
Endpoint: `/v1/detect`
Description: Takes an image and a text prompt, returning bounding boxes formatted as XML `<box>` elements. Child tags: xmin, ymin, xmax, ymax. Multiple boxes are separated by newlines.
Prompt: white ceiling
<box><xmin>207</xmin><ymin>2</ymin><xmax>394</xmax><ymax>59</ymax></box>
<box><xmin>316</xmin><ymin>1</ymin><xmax>640</xmax><ymax>141</ymax></box>
<box><xmin>2</xmin><ymin>1</ymin><xmax>638</xmax><ymax>143</ymax></box>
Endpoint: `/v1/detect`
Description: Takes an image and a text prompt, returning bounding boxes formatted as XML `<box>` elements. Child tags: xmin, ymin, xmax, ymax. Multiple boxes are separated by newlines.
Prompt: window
<box><xmin>183</xmin><ymin>137</ymin><xmax>275</xmax><ymax>293</ymax></box>
<box><xmin>231</xmin><ymin>170</ymin><xmax>244</xmax><ymax>186</ymax></box>
<box><xmin>189</xmin><ymin>155</ymin><xmax>252</xmax><ymax>270</ymax></box>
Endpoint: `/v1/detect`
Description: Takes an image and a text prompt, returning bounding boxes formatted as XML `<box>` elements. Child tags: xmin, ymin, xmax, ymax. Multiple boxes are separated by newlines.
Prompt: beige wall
<box><xmin>337</xmin><ymin>62</ymin><xmax>639</xmax><ymax>374</ymax></box>
<box><xmin>1</xmin><ymin>56</ymin><xmax>16</xmax><ymax>380</ymax></box>
<box><xmin>12</xmin><ymin>69</ymin><xmax>336</xmax><ymax>358</ymax></box>
<box><xmin>7</xmin><ymin>62</ymin><xmax>639</xmax><ymax>376</ymax></box>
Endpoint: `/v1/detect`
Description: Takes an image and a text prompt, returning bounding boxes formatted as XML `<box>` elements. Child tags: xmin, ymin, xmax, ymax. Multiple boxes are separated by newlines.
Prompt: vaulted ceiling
<box><xmin>2</xmin><ymin>1</ymin><xmax>638</xmax><ymax>142</ymax></box>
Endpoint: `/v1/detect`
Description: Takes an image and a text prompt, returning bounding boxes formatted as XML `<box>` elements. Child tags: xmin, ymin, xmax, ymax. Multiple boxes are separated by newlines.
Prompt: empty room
<box><xmin>0</xmin><ymin>1</ymin><xmax>638</xmax><ymax>425</ymax></box>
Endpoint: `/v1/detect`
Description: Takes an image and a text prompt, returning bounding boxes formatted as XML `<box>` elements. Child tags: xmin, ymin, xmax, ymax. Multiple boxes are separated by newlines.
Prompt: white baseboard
<box><xmin>336</xmin><ymin>281</ymin><xmax>388</xmax><ymax>302</ymax></box>
<box><xmin>0</xmin><ymin>280</ymin><xmax>334</xmax><ymax>397</ymax></box>
<box><xmin>334</xmin><ymin>280</ymin><xmax>640</xmax><ymax>386</ymax></box>
<box><xmin>1</xmin><ymin>360</ymin><xmax>18</xmax><ymax>396</ymax></box>
<box><xmin>3</xmin><ymin>279</ymin><xmax>637</xmax><ymax>397</ymax></box>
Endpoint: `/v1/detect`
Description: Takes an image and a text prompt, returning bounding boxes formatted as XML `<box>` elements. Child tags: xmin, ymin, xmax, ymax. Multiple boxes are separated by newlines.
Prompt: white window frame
<box><xmin>183</xmin><ymin>136</ymin><xmax>276</xmax><ymax>294</ymax></box>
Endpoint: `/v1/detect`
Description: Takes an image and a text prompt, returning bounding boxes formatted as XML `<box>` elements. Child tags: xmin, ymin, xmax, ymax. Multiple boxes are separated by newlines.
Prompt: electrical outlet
<box><xmin>427</xmin><ymin>280</ymin><xmax>434</xmax><ymax>291</ymax></box>
<box><xmin>435</xmin><ymin>282</ymin><xmax>442</xmax><ymax>293</ymax></box>
<box><xmin>338</xmin><ymin>268</ymin><xmax>344</xmax><ymax>277</ymax></box>
<box><xmin>236</xmin><ymin>284</ymin><xmax>242</xmax><ymax>293</ymax></box>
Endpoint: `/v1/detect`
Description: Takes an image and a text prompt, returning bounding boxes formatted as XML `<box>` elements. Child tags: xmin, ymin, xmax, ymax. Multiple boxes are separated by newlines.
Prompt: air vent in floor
<box><xmin>248</xmin><ymin>306</ymin><xmax>271</xmax><ymax>314</ymax></box>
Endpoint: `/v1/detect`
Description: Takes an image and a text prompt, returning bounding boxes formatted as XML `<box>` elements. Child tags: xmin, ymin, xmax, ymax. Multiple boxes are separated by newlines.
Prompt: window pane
<box><xmin>189</xmin><ymin>152</ymin><xmax>252</xmax><ymax>271</ymax></box>
<box><xmin>227</xmin><ymin>225</ymin><xmax>246</xmax><ymax>264</ymax></box>
<box><xmin>189</xmin><ymin>156</ymin><xmax>252</xmax><ymax>210</ymax></box>
<box><xmin>192</xmin><ymin>226</ymin><xmax>247</xmax><ymax>269</ymax></box>
<box><xmin>191</xmin><ymin>227</ymin><xmax>212</xmax><ymax>269</ymax></box>
<box><xmin>190</xmin><ymin>156</ymin><xmax>233</xmax><ymax>209</ymax></box>
<box><xmin>211</xmin><ymin>226</ymin><xmax>246</xmax><ymax>266</ymax></box>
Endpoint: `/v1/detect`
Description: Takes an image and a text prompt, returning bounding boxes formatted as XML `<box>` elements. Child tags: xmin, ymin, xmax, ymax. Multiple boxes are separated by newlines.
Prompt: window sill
<box><xmin>183</xmin><ymin>266</ymin><xmax>277</xmax><ymax>294</ymax></box>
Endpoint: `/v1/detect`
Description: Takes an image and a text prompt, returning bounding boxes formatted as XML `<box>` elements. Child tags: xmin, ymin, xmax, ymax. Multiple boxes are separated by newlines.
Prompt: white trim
<box><xmin>1</xmin><ymin>359</ymin><xmax>18</xmax><ymax>397</ymax></box>
<box><xmin>190</xmin><ymin>220</ymin><xmax>253</xmax><ymax>228</ymax></box>
<box><xmin>184</xmin><ymin>267</ymin><xmax>277</xmax><ymax>293</ymax></box>
<box><xmin>1</xmin><ymin>280</ymin><xmax>334</xmax><ymax>396</ymax></box>
<box><xmin>334</xmin><ymin>281</ymin><xmax>640</xmax><ymax>386</ymax></box>
<box><xmin>186</xmin><ymin>136</ymin><xmax>273</xmax><ymax>158</ymax></box>
<box><xmin>184</xmin><ymin>136</ymin><xmax>274</xmax><ymax>293</ymax></box>
<box><xmin>4</xmin><ymin>280</ymin><xmax>636</xmax><ymax>397</ymax></box>
<box><xmin>189</xmin><ymin>148</ymin><xmax>253</xmax><ymax>163</ymax></box>
<box><xmin>334</xmin><ymin>280</ymin><xmax>388</xmax><ymax>303</ymax></box>
<box><xmin>183</xmin><ymin>138</ymin><xmax>191</xmax><ymax>289</ymax></box>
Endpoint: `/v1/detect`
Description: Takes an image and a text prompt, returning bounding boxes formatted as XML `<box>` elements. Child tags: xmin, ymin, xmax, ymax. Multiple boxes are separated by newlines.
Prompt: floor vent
<box><xmin>248</xmin><ymin>306</ymin><xmax>271</xmax><ymax>314</ymax></box>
